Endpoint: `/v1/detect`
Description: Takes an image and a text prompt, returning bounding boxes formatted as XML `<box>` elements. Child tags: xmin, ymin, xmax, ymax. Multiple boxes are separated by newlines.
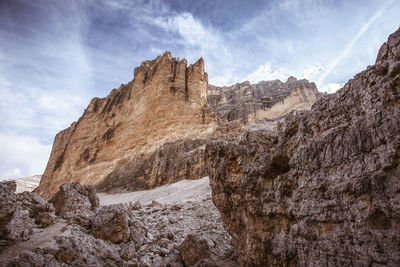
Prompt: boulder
<box><xmin>49</xmin><ymin>182</ymin><xmax>99</xmax><ymax>216</ymax></box>
<box><xmin>91</xmin><ymin>204</ymin><xmax>147</xmax><ymax>245</ymax></box>
<box><xmin>0</xmin><ymin>182</ymin><xmax>34</xmax><ymax>248</ymax></box>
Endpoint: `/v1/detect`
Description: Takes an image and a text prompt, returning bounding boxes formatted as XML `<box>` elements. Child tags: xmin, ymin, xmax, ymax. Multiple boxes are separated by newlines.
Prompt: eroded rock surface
<box><xmin>208</xmin><ymin>77</ymin><xmax>319</xmax><ymax>123</ymax></box>
<box><xmin>0</xmin><ymin>181</ymin><xmax>55</xmax><ymax>254</ymax></box>
<box><xmin>97</xmin><ymin>139</ymin><xmax>207</xmax><ymax>193</ymax></box>
<box><xmin>35</xmin><ymin>49</ymin><xmax>320</xmax><ymax>199</ymax></box>
<box><xmin>35</xmin><ymin>52</ymin><xmax>216</xmax><ymax>200</ymax></box>
<box><xmin>2</xmin><ymin>180</ymin><xmax>237</xmax><ymax>266</ymax></box>
<box><xmin>49</xmin><ymin>182</ymin><xmax>99</xmax><ymax>216</ymax></box>
<box><xmin>205</xmin><ymin>28</ymin><xmax>400</xmax><ymax>266</ymax></box>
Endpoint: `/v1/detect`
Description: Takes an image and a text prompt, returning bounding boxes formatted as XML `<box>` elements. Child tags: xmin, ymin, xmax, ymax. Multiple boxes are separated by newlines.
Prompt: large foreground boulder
<box><xmin>49</xmin><ymin>182</ymin><xmax>99</xmax><ymax>216</ymax></box>
<box><xmin>91</xmin><ymin>204</ymin><xmax>147</xmax><ymax>244</ymax></box>
<box><xmin>205</xmin><ymin>28</ymin><xmax>400</xmax><ymax>266</ymax></box>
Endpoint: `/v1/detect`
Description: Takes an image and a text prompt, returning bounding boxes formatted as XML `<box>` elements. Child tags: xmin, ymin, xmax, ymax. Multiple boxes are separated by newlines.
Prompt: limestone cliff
<box><xmin>205</xmin><ymin>28</ymin><xmax>400</xmax><ymax>265</ymax></box>
<box><xmin>36</xmin><ymin>50</ymin><xmax>320</xmax><ymax>200</ymax></box>
<box><xmin>36</xmin><ymin>52</ymin><xmax>216</xmax><ymax>200</ymax></box>
<box><xmin>208</xmin><ymin>77</ymin><xmax>319</xmax><ymax>123</ymax></box>
<box><xmin>96</xmin><ymin>139</ymin><xmax>207</xmax><ymax>193</ymax></box>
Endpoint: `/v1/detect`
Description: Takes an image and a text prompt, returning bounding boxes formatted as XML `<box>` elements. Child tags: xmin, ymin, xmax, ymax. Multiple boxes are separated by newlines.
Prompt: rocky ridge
<box><xmin>205</xmin><ymin>28</ymin><xmax>400</xmax><ymax>265</ymax></box>
<box><xmin>35</xmin><ymin>52</ymin><xmax>217</xmax><ymax>200</ymax></box>
<box><xmin>208</xmin><ymin>77</ymin><xmax>319</xmax><ymax>124</ymax></box>
<box><xmin>35</xmin><ymin>52</ymin><xmax>319</xmax><ymax>199</ymax></box>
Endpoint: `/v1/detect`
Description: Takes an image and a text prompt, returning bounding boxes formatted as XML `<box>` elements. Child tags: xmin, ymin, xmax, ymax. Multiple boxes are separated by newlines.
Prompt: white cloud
<box><xmin>0</xmin><ymin>133</ymin><xmax>52</xmax><ymax>180</ymax></box>
<box><xmin>0</xmin><ymin>86</ymin><xmax>86</xmax><ymax>139</ymax></box>
<box><xmin>243</xmin><ymin>61</ymin><xmax>346</xmax><ymax>93</ymax></box>
<box><xmin>209</xmin><ymin>68</ymin><xmax>238</xmax><ymax>86</ymax></box>
<box><xmin>245</xmin><ymin>62</ymin><xmax>324</xmax><ymax>85</ymax></box>
<box><xmin>0</xmin><ymin>75</ymin><xmax>11</xmax><ymax>89</ymax></box>
<box><xmin>300</xmin><ymin>63</ymin><xmax>323</xmax><ymax>80</ymax></box>
<box><xmin>245</xmin><ymin>62</ymin><xmax>290</xmax><ymax>83</ymax></box>
<box><xmin>151</xmin><ymin>12</ymin><xmax>219</xmax><ymax>50</ymax></box>
<box><xmin>320</xmin><ymin>83</ymin><xmax>344</xmax><ymax>93</ymax></box>
<box><xmin>150</xmin><ymin>46</ymin><xmax>163</xmax><ymax>56</ymax></box>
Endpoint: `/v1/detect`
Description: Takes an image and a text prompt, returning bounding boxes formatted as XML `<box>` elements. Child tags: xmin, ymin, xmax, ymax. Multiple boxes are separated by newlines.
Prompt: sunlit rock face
<box><xmin>205</xmin><ymin>28</ymin><xmax>400</xmax><ymax>266</ymax></box>
<box><xmin>36</xmin><ymin>52</ymin><xmax>217</xmax><ymax>200</ymax></box>
<box><xmin>35</xmin><ymin>50</ymin><xmax>320</xmax><ymax>200</ymax></box>
<box><xmin>208</xmin><ymin>77</ymin><xmax>319</xmax><ymax>123</ymax></box>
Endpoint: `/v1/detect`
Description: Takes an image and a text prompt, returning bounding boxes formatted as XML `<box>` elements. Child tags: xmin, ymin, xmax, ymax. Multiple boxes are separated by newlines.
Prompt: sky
<box><xmin>0</xmin><ymin>0</ymin><xmax>399</xmax><ymax>180</ymax></box>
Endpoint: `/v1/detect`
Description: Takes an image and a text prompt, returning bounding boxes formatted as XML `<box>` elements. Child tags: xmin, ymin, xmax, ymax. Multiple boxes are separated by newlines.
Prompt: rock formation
<box><xmin>4</xmin><ymin>24</ymin><xmax>399</xmax><ymax>267</ymax></box>
<box><xmin>96</xmin><ymin>138</ymin><xmax>208</xmax><ymax>193</ymax></box>
<box><xmin>35</xmin><ymin>52</ymin><xmax>319</xmax><ymax>199</ymax></box>
<box><xmin>205</xmin><ymin>28</ymin><xmax>400</xmax><ymax>265</ymax></box>
<box><xmin>35</xmin><ymin>52</ymin><xmax>216</xmax><ymax>200</ymax></box>
<box><xmin>2</xmin><ymin>175</ymin><xmax>41</xmax><ymax>194</ymax></box>
<box><xmin>0</xmin><ymin>181</ymin><xmax>56</xmax><ymax>253</ymax></box>
<box><xmin>208</xmin><ymin>77</ymin><xmax>319</xmax><ymax>124</ymax></box>
<box><xmin>14</xmin><ymin>175</ymin><xmax>41</xmax><ymax>193</ymax></box>
<box><xmin>0</xmin><ymin>179</ymin><xmax>237</xmax><ymax>266</ymax></box>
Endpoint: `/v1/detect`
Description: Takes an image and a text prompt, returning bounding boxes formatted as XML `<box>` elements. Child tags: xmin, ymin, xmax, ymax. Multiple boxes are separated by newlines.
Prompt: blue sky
<box><xmin>0</xmin><ymin>0</ymin><xmax>399</xmax><ymax>180</ymax></box>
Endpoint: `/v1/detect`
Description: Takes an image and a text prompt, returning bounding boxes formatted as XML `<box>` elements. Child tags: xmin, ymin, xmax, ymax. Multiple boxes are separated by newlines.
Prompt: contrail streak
<box><xmin>317</xmin><ymin>0</ymin><xmax>393</xmax><ymax>85</ymax></box>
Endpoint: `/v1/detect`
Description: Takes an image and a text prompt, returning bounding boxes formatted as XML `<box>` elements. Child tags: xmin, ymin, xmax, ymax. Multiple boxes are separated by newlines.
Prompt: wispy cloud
<box><xmin>151</xmin><ymin>13</ymin><xmax>219</xmax><ymax>49</ymax></box>
<box><xmin>317</xmin><ymin>0</ymin><xmax>393</xmax><ymax>85</ymax></box>
<box><xmin>246</xmin><ymin>62</ymin><xmax>291</xmax><ymax>83</ymax></box>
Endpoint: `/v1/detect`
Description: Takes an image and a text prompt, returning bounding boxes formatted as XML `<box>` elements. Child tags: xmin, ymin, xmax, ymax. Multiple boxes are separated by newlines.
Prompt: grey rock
<box><xmin>4</xmin><ymin>186</ymin><xmax>237</xmax><ymax>266</ymax></box>
<box><xmin>49</xmin><ymin>182</ymin><xmax>99</xmax><ymax>216</ymax></box>
<box><xmin>7</xmin><ymin>250</ymin><xmax>60</xmax><ymax>266</ymax></box>
<box><xmin>179</xmin><ymin>233</ymin><xmax>212</xmax><ymax>266</ymax></box>
<box><xmin>208</xmin><ymin>78</ymin><xmax>319</xmax><ymax>123</ymax></box>
<box><xmin>17</xmin><ymin>191</ymin><xmax>56</xmax><ymax>226</ymax></box>
<box><xmin>92</xmin><ymin>204</ymin><xmax>147</xmax><ymax>245</ymax></box>
<box><xmin>205</xmin><ymin>27</ymin><xmax>400</xmax><ymax>266</ymax></box>
<box><xmin>0</xmin><ymin>182</ymin><xmax>35</xmax><ymax>249</ymax></box>
<box><xmin>1</xmin><ymin>181</ymin><xmax>17</xmax><ymax>193</ymax></box>
<box><xmin>119</xmin><ymin>241</ymin><xmax>137</xmax><ymax>261</ymax></box>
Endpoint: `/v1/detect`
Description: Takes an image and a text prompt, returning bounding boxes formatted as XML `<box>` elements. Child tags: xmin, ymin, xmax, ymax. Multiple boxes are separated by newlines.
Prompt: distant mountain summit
<box><xmin>35</xmin><ymin>52</ymin><xmax>319</xmax><ymax>200</ymax></box>
<box><xmin>209</xmin><ymin>77</ymin><xmax>319</xmax><ymax>123</ymax></box>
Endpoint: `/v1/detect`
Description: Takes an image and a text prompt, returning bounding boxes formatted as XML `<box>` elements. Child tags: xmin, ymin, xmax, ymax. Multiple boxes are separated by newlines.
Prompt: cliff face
<box><xmin>96</xmin><ymin>139</ymin><xmax>207</xmax><ymax>193</ymax></box>
<box><xmin>36</xmin><ymin>51</ymin><xmax>320</xmax><ymax>200</ymax></box>
<box><xmin>208</xmin><ymin>77</ymin><xmax>319</xmax><ymax>123</ymax></box>
<box><xmin>36</xmin><ymin>52</ymin><xmax>216</xmax><ymax>200</ymax></box>
<box><xmin>205</xmin><ymin>28</ymin><xmax>400</xmax><ymax>266</ymax></box>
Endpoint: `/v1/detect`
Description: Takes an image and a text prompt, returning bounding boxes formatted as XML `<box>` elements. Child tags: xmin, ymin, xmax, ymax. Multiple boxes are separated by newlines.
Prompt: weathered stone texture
<box><xmin>36</xmin><ymin>52</ymin><xmax>216</xmax><ymax>200</ymax></box>
<box><xmin>205</xmin><ymin>28</ymin><xmax>400</xmax><ymax>266</ymax></box>
<box><xmin>96</xmin><ymin>138</ymin><xmax>207</xmax><ymax>193</ymax></box>
<box><xmin>0</xmin><ymin>181</ymin><xmax>56</xmax><ymax>253</ymax></box>
<box><xmin>208</xmin><ymin>77</ymin><xmax>319</xmax><ymax>123</ymax></box>
<box><xmin>49</xmin><ymin>182</ymin><xmax>99</xmax><ymax>216</ymax></box>
<box><xmin>3</xmin><ymin>181</ymin><xmax>237</xmax><ymax>266</ymax></box>
<box><xmin>36</xmin><ymin>50</ymin><xmax>319</xmax><ymax>199</ymax></box>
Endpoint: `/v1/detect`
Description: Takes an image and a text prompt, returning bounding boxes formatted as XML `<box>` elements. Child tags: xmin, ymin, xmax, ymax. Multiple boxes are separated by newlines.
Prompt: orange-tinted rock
<box><xmin>35</xmin><ymin>51</ymin><xmax>320</xmax><ymax>200</ymax></box>
<box><xmin>35</xmin><ymin>52</ymin><xmax>216</xmax><ymax>200</ymax></box>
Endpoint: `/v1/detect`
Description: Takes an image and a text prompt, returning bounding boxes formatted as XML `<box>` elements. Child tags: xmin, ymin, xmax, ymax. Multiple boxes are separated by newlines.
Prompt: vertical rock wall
<box><xmin>205</xmin><ymin>28</ymin><xmax>400</xmax><ymax>266</ymax></box>
<box><xmin>36</xmin><ymin>52</ymin><xmax>216</xmax><ymax>200</ymax></box>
